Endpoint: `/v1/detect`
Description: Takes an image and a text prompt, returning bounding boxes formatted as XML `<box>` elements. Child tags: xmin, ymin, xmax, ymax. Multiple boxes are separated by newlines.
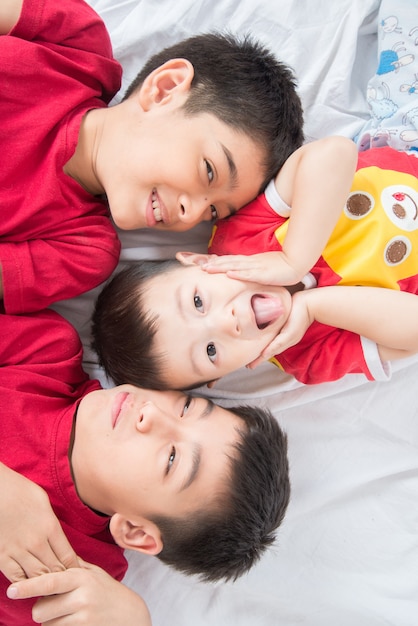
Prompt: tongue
<box><xmin>251</xmin><ymin>295</ymin><xmax>283</xmax><ymax>329</ymax></box>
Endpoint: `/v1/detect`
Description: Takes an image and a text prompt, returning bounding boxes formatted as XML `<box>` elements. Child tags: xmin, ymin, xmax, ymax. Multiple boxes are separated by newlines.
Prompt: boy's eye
<box><xmin>181</xmin><ymin>395</ymin><xmax>192</xmax><ymax>417</ymax></box>
<box><xmin>205</xmin><ymin>159</ymin><xmax>214</xmax><ymax>183</ymax></box>
<box><xmin>210</xmin><ymin>205</ymin><xmax>218</xmax><ymax>221</ymax></box>
<box><xmin>167</xmin><ymin>446</ymin><xmax>176</xmax><ymax>474</ymax></box>
<box><xmin>207</xmin><ymin>343</ymin><xmax>217</xmax><ymax>362</ymax></box>
<box><xmin>194</xmin><ymin>294</ymin><xmax>203</xmax><ymax>312</ymax></box>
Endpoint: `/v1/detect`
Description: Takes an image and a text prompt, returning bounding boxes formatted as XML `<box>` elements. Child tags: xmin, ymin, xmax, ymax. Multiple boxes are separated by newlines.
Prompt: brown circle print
<box><xmin>346</xmin><ymin>193</ymin><xmax>372</xmax><ymax>217</ymax></box>
<box><xmin>392</xmin><ymin>203</ymin><xmax>407</xmax><ymax>219</ymax></box>
<box><xmin>385</xmin><ymin>239</ymin><xmax>408</xmax><ymax>265</ymax></box>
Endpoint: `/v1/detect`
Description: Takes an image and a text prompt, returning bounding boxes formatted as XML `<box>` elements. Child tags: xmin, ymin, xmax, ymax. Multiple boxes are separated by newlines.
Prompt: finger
<box><xmin>262</xmin><ymin>335</ymin><xmax>297</xmax><ymax>355</ymax></box>
<box><xmin>245</xmin><ymin>356</ymin><xmax>265</xmax><ymax>369</ymax></box>
<box><xmin>226</xmin><ymin>269</ymin><xmax>264</xmax><ymax>282</ymax></box>
<box><xmin>48</xmin><ymin>532</ymin><xmax>79</xmax><ymax>571</ymax></box>
<box><xmin>7</xmin><ymin>568</ymin><xmax>80</xmax><ymax>600</ymax></box>
<box><xmin>3</xmin><ymin>540</ymin><xmax>77</xmax><ymax>582</ymax></box>
<box><xmin>32</xmin><ymin>592</ymin><xmax>74</xmax><ymax>625</ymax></box>
<box><xmin>2</xmin><ymin>551</ymin><xmax>58</xmax><ymax>583</ymax></box>
<box><xmin>1</xmin><ymin>558</ymin><xmax>28</xmax><ymax>584</ymax></box>
<box><xmin>76</xmin><ymin>558</ymin><xmax>101</xmax><ymax>573</ymax></box>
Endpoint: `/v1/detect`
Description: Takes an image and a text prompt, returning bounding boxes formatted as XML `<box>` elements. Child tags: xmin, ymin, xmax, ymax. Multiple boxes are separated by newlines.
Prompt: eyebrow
<box><xmin>222</xmin><ymin>144</ymin><xmax>238</xmax><ymax>189</ymax></box>
<box><xmin>178</xmin><ymin>399</ymin><xmax>215</xmax><ymax>493</ymax></box>
<box><xmin>220</xmin><ymin>143</ymin><xmax>239</xmax><ymax>217</ymax></box>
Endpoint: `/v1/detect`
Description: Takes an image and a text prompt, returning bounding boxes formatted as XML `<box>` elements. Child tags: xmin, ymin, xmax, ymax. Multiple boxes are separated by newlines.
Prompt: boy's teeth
<box><xmin>152</xmin><ymin>190</ymin><xmax>162</xmax><ymax>222</ymax></box>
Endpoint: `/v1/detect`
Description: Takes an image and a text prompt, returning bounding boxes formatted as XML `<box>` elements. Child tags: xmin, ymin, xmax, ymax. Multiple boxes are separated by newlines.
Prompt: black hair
<box><xmin>92</xmin><ymin>260</ymin><xmax>187</xmax><ymax>390</ymax></box>
<box><xmin>152</xmin><ymin>403</ymin><xmax>290</xmax><ymax>582</ymax></box>
<box><xmin>124</xmin><ymin>32</ymin><xmax>304</xmax><ymax>189</ymax></box>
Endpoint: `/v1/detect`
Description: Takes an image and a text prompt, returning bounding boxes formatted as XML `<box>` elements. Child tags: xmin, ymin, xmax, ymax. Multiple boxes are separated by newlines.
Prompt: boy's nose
<box><xmin>135</xmin><ymin>402</ymin><xmax>177</xmax><ymax>435</ymax></box>
<box><xmin>135</xmin><ymin>401</ymin><xmax>160</xmax><ymax>433</ymax></box>
<box><xmin>177</xmin><ymin>195</ymin><xmax>209</xmax><ymax>225</ymax></box>
<box><xmin>215</xmin><ymin>306</ymin><xmax>240</xmax><ymax>336</ymax></box>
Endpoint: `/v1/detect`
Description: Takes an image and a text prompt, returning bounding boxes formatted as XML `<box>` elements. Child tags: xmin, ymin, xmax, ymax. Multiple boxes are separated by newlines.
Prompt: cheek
<box><xmin>227</xmin><ymin>339</ymin><xmax>265</xmax><ymax>368</ymax></box>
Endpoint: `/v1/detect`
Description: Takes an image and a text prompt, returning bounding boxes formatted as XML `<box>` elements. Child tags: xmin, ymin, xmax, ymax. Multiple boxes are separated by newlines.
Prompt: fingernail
<box><xmin>7</xmin><ymin>586</ymin><xmax>18</xmax><ymax>599</ymax></box>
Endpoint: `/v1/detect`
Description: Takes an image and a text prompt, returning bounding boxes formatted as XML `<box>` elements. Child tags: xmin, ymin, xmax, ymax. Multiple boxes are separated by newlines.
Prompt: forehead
<box><xmin>146</xmin><ymin>263</ymin><xmax>226</xmax><ymax>314</ymax></box>
<box><xmin>195</xmin><ymin>404</ymin><xmax>244</xmax><ymax>472</ymax></box>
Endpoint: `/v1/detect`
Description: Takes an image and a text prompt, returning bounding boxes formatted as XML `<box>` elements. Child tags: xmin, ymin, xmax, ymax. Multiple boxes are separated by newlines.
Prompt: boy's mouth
<box><xmin>251</xmin><ymin>294</ymin><xmax>283</xmax><ymax>329</ymax></box>
<box><xmin>152</xmin><ymin>189</ymin><xmax>163</xmax><ymax>222</ymax></box>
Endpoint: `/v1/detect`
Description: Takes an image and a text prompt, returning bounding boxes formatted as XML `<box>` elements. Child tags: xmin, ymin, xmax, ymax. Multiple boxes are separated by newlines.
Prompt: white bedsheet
<box><xmin>56</xmin><ymin>0</ymin><xmax>418</xmax><ymax>623</ymax></box>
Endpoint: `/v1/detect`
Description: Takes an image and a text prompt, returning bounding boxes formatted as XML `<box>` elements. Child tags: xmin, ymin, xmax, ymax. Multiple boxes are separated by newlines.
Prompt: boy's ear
<box><xmin>176</xmin><ymin>251</ymin><xmax>212</xmax><ymax>267</ymax></box>
<box><xmin>109</xmin><ymin>514</ymin><xmax>163</xmax><ymax>556</ymax></box>
<box><xmin>138</xmin><ymin>58</ymin><xmax>194</xmax><ymax>110</ymax></box>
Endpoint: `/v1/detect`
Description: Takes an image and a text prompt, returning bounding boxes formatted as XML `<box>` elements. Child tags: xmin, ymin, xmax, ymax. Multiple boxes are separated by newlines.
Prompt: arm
<box><xmin>250</xmin><ymin>285</ymin><xmax>418</xmax><ymax>367</ymax></box>
<box><xmin>0</xmin><ymin>0</ymin><xmax>22</xmax><ymax>33</ymax></box>
<box><xmin>301</xmin><ymin>286</ymin><xmax>418</xmax><ymax>361</ymax></box>
<box><xmin>272</xmin><ymin>135</ymin><xmax>358</xmax><ymax>282</ymax></box>
<box><xmin>0</xmin><ymin>463</ymin><xmax>79</xmax><ymax>582</ymax></box>
<box><xmin>178</xmin><ymin>137</ymin><xmax>358</xmax><ymax>286</ymax></box>
<box><xmin>0</xmin><ymin>228</ymin><xmax>120</xmax><ymax>314</ymax></box>
<box><xmin>7</xmin><ymin>562</ymin><xmax>152</xmax><ymax>626</ymax></box>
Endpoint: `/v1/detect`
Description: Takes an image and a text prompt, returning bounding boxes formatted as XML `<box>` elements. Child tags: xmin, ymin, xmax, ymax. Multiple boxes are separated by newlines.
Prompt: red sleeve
<box><xmin>9</xmin><ymin>0</ymin><xmax>121</xmax><ymax>103</ymax></box>
<box><xmin>274</xmin><ymin>322</ymin><xmax>374</xmax><ymax>384</ymax></box>
<box><xmin>209</xmin><ymin>193</ymin><xmax>285</xmax><ymax>255</ymax></box>
<box><xmin>0</xmin><ymin>217</ymin><xmax>120</xmax><ymax>314</ymax></box>
<box><xmin>0</xmin><ymin>309</ymin><xmax>85</xmax><ymax>376</ymax></box>
<box><xmin>12</xmin><ymin>0</ymin><xmax>112</xmax><ymax>56</ymax></box>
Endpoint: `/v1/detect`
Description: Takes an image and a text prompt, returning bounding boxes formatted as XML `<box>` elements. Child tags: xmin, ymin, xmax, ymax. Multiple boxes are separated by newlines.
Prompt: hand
<box><xmin>246</xmin><ymin>291</ymin><xmax>312</xmax><ymax>368</ymax></box>
<box><xmin>0</xmin><ymin>463</ymin><xmax>79</xmax><ymax>582</ymax></box>
<box><xmin>176</xmin><ymin>251</ymin><xmax>301</xmax><ymax>286</ymax></box>
<box><xmin>7</xmin><ymin>561</ymin><xmax>152</xmax><ymax>626</ymax></box>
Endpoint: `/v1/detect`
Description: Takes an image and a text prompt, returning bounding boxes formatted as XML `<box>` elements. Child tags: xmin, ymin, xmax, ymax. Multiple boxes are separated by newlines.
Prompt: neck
<box><xmin>63</xmin><ymin>109</ymin><xmax>104</xmax><ymax>196</ymax></box>
<box><xmin>69</xmin><ymin>401</ymin><xmax>107</xmax><ymax>516</ymax></box>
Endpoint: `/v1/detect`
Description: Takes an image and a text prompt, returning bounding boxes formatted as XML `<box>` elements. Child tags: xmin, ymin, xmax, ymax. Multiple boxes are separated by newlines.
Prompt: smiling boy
<box><xmin>0</xmin><ymin>308</ymin><xmax>290</xmax><ymax>624</ymax></box>
<box><xmin>92</xmin><ymin>254</ymin><xmax>418</xmax><ymax>391</ymax></box>
<box><xmin>0</xmin><ymin>0</ymin><xmax>303</xmax><ymax>314</ymax></box>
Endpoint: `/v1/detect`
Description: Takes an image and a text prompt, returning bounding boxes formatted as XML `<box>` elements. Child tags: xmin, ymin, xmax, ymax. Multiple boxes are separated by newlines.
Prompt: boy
<box><xmin>91</xmin><ymin>142</ymin><xmax>418</xmax><ymax>390</ymax></box>
<box><xmin>0</xmin><ymin>0</ymin><xmax>304</xmax><ymax>315</ymax></box>
<box><xmin>0</xmin><ymin>309</ymin><xmax>290</xmax><ymax>624</ymax></box>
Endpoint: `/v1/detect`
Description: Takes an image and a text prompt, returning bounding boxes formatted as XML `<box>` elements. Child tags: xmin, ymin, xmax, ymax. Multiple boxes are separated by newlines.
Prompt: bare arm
<box><xmin>251</xmin><ymin>286</ymin><xmax>418</xmax><ymax>367</ymax></box>
<box><xmin>7</xmin><ymin>562</ymin><xmax>152</xmax><ymax>626</ymax></box>
<box><xmin>273</xmin><ymin>136</ymin><xmax>358</xmax><ymax>281</ymax></box>
<box><xmin>301</xmin><ymin>286</ymin><xmax>418</xmax><ymax>361</ymax></box>
<box><xmin>0</xmin><ymin>0</ymin><xmax>23</xmax><ymax>34</ymax></box>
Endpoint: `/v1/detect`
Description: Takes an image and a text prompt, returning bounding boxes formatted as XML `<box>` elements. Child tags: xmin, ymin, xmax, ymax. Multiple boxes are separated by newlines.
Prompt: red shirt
<box><xmin>210</xmin><ymin>147</ymin><xmax>418</xmax><ymax>384</ymax></box>
<box><xmin>0</xmin><ymin>0</ymin><xmax>122</xmax><ymax>313</ymax></box>
<box><xmin>0</xmin><ymin>309</ymin><xmax>127</xmax><ymax>625</ymax></box>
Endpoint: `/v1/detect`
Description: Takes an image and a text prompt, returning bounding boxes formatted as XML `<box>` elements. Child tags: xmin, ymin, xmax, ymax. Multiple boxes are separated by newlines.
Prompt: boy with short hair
<box><xmin>0</xmin><ymin>0</ymin><xmax>303</xmax><ymax>314</ymax></box>
<box><xmin>0</xmin><ymin>308</ymin><xmax>290</xmax><ymax>624</ymax></box>
<box><xmin>91</xmin><ymin>140</ymin><xmax>418</xmax><ymax>390</ymax></box>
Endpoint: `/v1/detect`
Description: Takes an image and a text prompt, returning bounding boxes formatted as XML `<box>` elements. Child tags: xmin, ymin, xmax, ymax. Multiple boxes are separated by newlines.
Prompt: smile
<box><xmin>112</xmin><ymin>391</ymin><xmax>129</xmax><ymax>428</ymax></box>
<box><xmin>152</xmin><ymin>189</ymin><xmax>163</xmax><ymax>222</ymax></box>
